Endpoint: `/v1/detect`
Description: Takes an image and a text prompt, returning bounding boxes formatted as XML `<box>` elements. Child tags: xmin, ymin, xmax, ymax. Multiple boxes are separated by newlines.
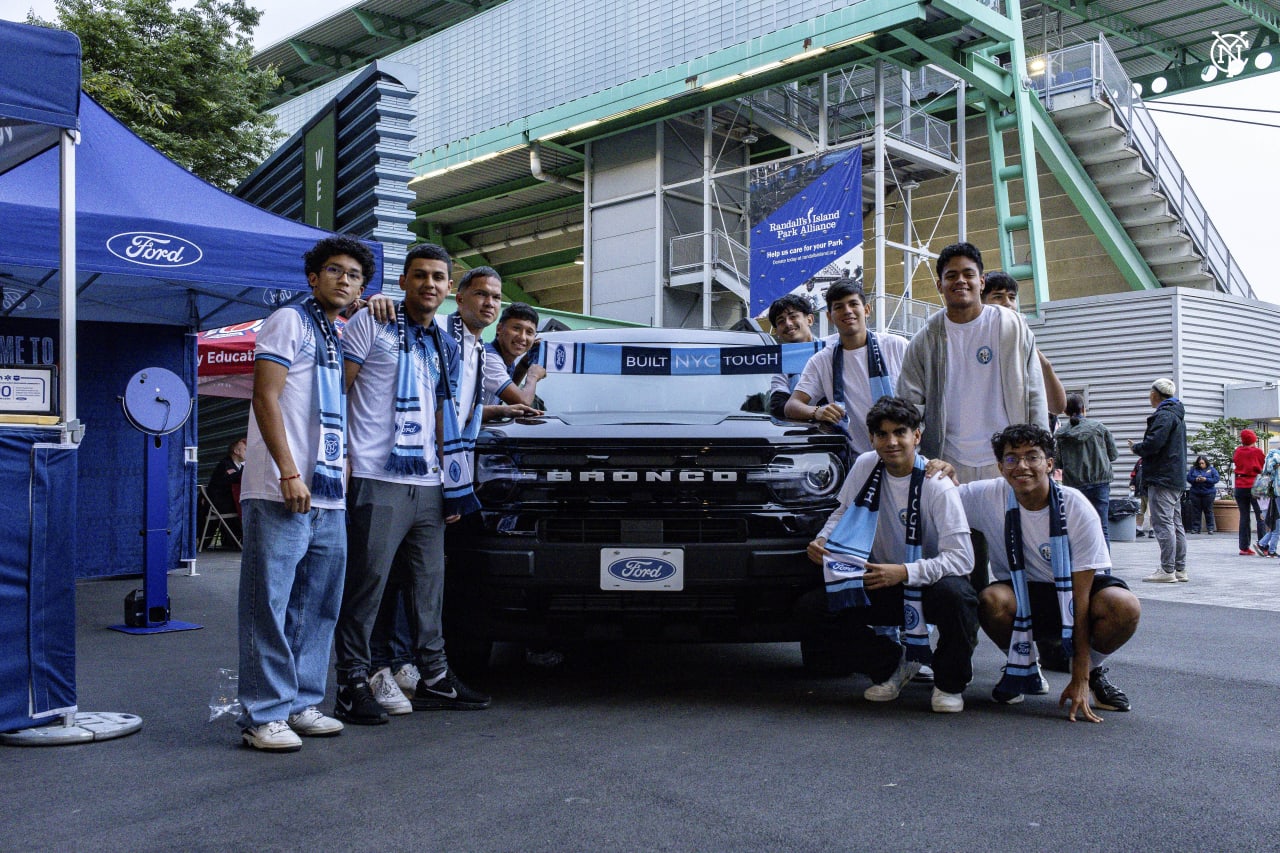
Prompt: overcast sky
<box><xmin>4</xmin><ymin>0</ymin><xmax>1278</xmax><ymax>302</ymax></box>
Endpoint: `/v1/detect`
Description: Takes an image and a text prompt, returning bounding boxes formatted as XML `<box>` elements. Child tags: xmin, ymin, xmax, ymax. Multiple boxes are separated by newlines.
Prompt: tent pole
<box><xmin>60</xmin><ymin>128</ymin><xmax>78</xmax><ymax>433</ymax></box>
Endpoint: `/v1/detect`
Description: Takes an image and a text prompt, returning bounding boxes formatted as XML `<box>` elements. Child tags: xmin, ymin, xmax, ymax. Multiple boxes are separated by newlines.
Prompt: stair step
<box><xmin>1111</xmin><ymin>199</ymin><xmax>1176</xmax><ymax>227</ymax></box>
<box><xmin>1086</xmin><ymin>157</ymin><xmax>1153</xmax><ymax>187</ymax></box>
<box><xmin>1129</xmin><ymin>222</ymin><xmax>1191</xmax><ymax>250</ymax></box>
<box><xmin>1098</xmin><ymin>176</ymin><xmax>1160</xmax><ymax>200</ymax></box>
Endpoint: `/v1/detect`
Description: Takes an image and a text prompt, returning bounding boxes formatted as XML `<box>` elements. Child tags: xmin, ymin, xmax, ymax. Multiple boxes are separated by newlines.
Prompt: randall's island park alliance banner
<box><xmin>748</xmin><ymin>146</ymin><xmax>864</xmax><ymax>318</ymax></box>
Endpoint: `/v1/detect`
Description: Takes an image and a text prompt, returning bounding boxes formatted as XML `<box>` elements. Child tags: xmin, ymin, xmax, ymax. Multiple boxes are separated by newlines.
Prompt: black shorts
<box><xmin>993</xmin><ymin>574</ymin><xmax>1129</xmax><ymax>639</ymax></box>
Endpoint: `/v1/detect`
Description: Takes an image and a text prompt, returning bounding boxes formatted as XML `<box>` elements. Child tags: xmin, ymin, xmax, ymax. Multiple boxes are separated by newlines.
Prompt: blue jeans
<box><xmin>1077</xmin><ymin>482</ymin><xmax>1111</xmax><ymax>549</ymax></box>
<box><xmin>237</xmin><ymin>499</ymin><xmax>346</xmax><ymax>727</ymax></box>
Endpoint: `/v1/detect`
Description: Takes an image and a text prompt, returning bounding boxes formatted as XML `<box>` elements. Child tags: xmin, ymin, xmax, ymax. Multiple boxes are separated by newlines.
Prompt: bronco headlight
<box><xmin>475</xmin><ymin>453</ymin><xmax>523</xmax><ymax>502</ymax></box>
<box><xmin>746</xmin><ymin>452</ymin><xmax>844</xmax><ymax>504</ymax></box>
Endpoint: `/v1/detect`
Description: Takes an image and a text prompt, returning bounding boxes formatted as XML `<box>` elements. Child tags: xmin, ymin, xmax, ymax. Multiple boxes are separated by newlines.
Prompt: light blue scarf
<box><xmin>996</xmin><ymin>480</ymin><xmax>1074</xmax><ymax>697</ymax></box>
<box><xmin>427</xmin><ymin>325</ymin><xmax>481</xmax><ymax>517</ymax></box>
<box><xmin>384</xmin><ymin>302</ymin><xmax>435</xmax><ymax>476</ymax></box>
<box><xmin>824</xmin><ymin>454</ymin><xmax>928</xmax><ymax>651</ymax></box>
<box><xmin>829</xmin><ymin>330</ymin><xmax>894</xmax><ymax>441</ymax></box>
<box><xmin>289</xmin><ymin>298</ymin><xmax>345</xmax><ymax>500</ymax></box>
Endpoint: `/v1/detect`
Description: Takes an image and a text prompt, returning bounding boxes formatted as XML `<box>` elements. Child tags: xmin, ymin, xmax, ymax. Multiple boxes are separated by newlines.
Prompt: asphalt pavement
<box><xmin>2</xmin><ymin>531</ymin><xmax>1277</xmax><ymax>851</ymax></box>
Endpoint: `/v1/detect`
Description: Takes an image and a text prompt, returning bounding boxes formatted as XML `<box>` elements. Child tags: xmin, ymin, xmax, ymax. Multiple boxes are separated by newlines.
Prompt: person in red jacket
<box><xmin>1232</xmin><ymin>429</ymin><xmax>1267</xmax><ymax>556</ymax></box>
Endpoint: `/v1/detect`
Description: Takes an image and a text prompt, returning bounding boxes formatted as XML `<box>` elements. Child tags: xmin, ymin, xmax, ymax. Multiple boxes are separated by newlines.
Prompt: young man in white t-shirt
<box><xmin>957</xmin><ymin>423</ymin><xmax>1141</xmax><ymax>721</ymax></box>
<box><xmin>237</xmin><ymin>236</ymin><xmax>371</xmax><ymax>752</ymax></box>
<box><xmin>785</xmin><ymin>280</ymin><xmax>909</xmax><ymax>456</ymax></box>
<box><xmin>336</xmin><ymin>243</ymin><xmax>491</xmax><ymax>722</ymax></box>
<box><xmin>804</xmin><ymin>397</ymin><xmax>978</xmax><ymax>713</ymax></box>
<box><xmin>897</xmin><ymin>242</ymin><xmax>1047</xmax><ymax>483</ymax></box>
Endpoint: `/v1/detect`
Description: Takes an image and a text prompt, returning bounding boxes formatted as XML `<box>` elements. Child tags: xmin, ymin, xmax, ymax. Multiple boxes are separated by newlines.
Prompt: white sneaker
<box><xmin>287</xmin><ymin>707</ymin><xmax>344</xmax><ymax>736</ymax></box>
<box><xmin>863</xmin><ymin>658</ymin><xmax>922</xmax><ymax>702</ymax></box>
<box><xmin>393</xmin><ymin>663</ymin><xmax>421</xmax><ymax>698</ymax></box>
<box><xmin>370</xmin><ymin>667</ymin><xmax>412</xmax><ymax>715</ymax></box>
<box><xmin>1143</xmin><ymin>570</ymin><xmax>1178</xmax><ymax>584</ymax></box>
<box><xmin>242</xmin><ymin>719</ymin><xmax>303</xmax><ymax>752</ymax></box>
<box><xmin>913</xmin><ymin>664</ymin><xmax>935</xmax><ymax>684</ymax></box>
<box><xmin>1175</xmin><ymin>569</ymin><xmax>1189</xmax><ymax>582</ymax></box>
<box><xmin>931</xmin><ymin>687</ymin><xmax>964</xmax><ymax>713</ymax></box>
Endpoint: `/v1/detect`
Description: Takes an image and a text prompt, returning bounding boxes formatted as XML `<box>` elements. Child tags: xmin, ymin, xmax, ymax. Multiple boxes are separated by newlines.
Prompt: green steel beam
<box><xmin>436</xmin><ymin>237</ymin><xmax>541</xmax><ymax>305</ymax></box>
<box><xmin>410</xmin><ymin>0</ymin><xmax>945</xmax><ymax>174</ymax></box>
<box><xmin>444</xmin><ymin>196</ymin><xmax>582</xmax><ymax>237</ymax></box>
<box><xmin>410</xmin><ymin>162</ymin><xmax>582</xmax><ymax>218</ymax></box>
<box><xmin>1034</xmin><ymin>0</ymin><xmax>1194</xmax><ymax>65</ymax></box>
<box><xmin>494</xmin><ymin>248</ymin><xmax>583</xmax><ymax>279</ymax></box>
<box><xmin>1026</xmin><ymin>98</ymin><xmax>1160</xmax><ymax>292</ymax></box>
<box><xmin>894</xmin><ymin>30</ymin><xmax>1015</xmax><ymax>103</ymax></box>
<box><xmin>351</xmin><ymin>9</ymin><xmax>414</xmax><ymax>42</ymax></box>
<box><xmin>288</xmin><ymin>39</ymin><xmax>346</xmax><ymax>69</ymax></box>
<box><xmin>1222</xmin><ymin>0</ymin><xmax>1280</xmax><ymax>37</ymax></box>
<box><xmin>1133</xmin><ymin>44</ymin><xmax>1280</xmax><ymax>98</ymax></box>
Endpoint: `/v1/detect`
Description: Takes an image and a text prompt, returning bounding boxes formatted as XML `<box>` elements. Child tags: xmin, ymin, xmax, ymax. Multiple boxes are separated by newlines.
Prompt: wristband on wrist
<box><xmin>280</xmin><ymin>473</ymin><xmax>301</xmax><ymax>482</ymax></box>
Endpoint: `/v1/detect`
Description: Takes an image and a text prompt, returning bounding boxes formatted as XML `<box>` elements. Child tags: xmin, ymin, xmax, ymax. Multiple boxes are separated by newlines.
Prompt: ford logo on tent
<box><xmin>606</xmin><ymin>557</ymin><xmax>676</xmax><ymax>583</ymax></box>
<box><xmin>107</xmin><ymin>232</ymin><xmax>203</xmax><ymax>268</ymax></box>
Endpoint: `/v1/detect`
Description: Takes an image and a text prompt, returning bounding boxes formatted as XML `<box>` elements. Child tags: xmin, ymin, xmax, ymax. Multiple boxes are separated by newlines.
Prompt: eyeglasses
<box><xmin>322</xmin><ymin>264</ymin><xmax>365</xmax><ymax>283</ymax></box>
<box><xmin>1002</xmin><ymin>452</ymin><xmax>1047</xmax><ymax>469</ymax></box>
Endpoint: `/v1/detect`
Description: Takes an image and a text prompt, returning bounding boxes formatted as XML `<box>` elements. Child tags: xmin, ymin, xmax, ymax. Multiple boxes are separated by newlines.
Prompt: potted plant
<box><xmin>1188</xmin><ymin>416</ymin><xmax>1268</xmax><ymax>534</ymax></box>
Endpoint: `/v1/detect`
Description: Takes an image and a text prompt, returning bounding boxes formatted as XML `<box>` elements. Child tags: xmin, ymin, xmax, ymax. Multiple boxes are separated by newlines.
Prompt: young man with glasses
<box><xmin>237</xmin><ymin>236</ymin><xmax>372</xmax><ymax>751</ymax></box>
<box><xmin>958</xmin><ymin>423</ymin><xmax>1141</xmax><ymax>720</ymax></box>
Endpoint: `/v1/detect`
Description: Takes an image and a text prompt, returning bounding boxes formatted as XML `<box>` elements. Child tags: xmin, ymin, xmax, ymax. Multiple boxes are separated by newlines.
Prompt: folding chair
<box><xmin>197</xmin><ymin>484</ymin><xmax>242</xmax><ymax>551</ymax></box>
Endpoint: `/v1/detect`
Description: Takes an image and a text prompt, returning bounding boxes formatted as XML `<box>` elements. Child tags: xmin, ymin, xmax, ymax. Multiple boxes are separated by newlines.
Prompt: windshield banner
<box><xmin>748</xmin><ymin>146</ymin><xmax>864</xmax><ymax>318</ymax></box>
<box><xmin>536</xmin><ymin>340</ymin><xmax>827</xmax><ymax>376</ymax></box>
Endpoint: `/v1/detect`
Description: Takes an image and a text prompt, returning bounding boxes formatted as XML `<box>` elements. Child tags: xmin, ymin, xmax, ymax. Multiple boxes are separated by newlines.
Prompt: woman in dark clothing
<box><xmin>1185</xmin><ymin>455</ymin><xmax>1219</xmax><ymax>534</ymax></box>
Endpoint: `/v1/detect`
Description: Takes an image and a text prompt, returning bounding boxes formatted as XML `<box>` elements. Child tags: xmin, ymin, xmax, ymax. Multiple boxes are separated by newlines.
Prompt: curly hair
<box><xmin>304</xmin><ymin>236</ymin><xmax>377</xmax><ymax>285</ymax></box>
<box><xmin>866</xmin><ymin>396</ymin><xmax>921</xmax><ymax>435</ymax></box>
<box><xmin>990</xmin><ymin>422</ymin><xmax>1054</xmax><ymax>463</ymax></box>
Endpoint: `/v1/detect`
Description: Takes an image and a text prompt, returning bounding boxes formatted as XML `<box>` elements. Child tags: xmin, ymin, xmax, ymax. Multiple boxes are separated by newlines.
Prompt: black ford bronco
<box><xmin>444</xmin><ymin>327</ymin><xmax>849</xmax><ymax>670</ymax></box>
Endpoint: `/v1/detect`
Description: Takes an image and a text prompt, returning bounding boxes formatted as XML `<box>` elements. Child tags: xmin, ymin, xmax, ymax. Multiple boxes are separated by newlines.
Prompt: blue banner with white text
<box><xmin>749</xmin><ymin>147</ymin><xmax>864</xmax><ymax>317</ymax></box>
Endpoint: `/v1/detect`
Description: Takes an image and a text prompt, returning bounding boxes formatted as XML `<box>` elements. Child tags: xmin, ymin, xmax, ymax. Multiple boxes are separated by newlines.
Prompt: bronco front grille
<box><xmin>539</xmin><ymin>517</ymin><xmax>748</xmax><ymax>544</ymax></box>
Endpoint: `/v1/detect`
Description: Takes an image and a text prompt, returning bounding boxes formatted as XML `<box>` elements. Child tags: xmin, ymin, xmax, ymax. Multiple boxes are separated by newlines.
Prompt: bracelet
<box><xmin>279</xmin><ymin>473</ymin><xmax>302</xmax><ymax>482</ymax></box>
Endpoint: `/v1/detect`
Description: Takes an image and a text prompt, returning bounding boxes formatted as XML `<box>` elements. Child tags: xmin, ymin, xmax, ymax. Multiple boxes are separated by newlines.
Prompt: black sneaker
<box><xmin>1037</xmin><ymin>640</ymin><xmax>1073</xmax><ymax>674</ymax></box>
<box><xmin>411</xmin><ymin>670</ymin><xmax>491</xmax><ymax>711</ymax></box>
<box><xmin>334</xmin><ymin>681</ymin><xmax>390</xmax><ymax>725</ymax></box>
<box><xmin>1089</xmin><ymin>666</ymin><xmax>1130</xmax><ymax>712</ymax></box>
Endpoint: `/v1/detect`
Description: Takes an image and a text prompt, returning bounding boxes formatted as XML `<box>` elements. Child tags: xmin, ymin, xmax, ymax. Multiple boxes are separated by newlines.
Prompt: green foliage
<box><xmin>1188</xmin><ymin>416</ymin><xmax>1253</xmax><ymax>476</ymax></box>
<box><xmin>31</xmin><ymin>0</ymin><xmax>282</xmax><ymax>190</ymax></box>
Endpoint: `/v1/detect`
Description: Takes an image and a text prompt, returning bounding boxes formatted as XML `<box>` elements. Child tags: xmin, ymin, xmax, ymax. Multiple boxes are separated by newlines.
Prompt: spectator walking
<box><xmin>1232</xmin><ymin>429</ymin><xmax>1268</xmax><ymax>556</ymax></box>
<box><xmin>1054</xmin><ymin>394</ymin><xmax>1118</xmax><ymax>546</ymax></box>
<box><xmin>1185</xmin><ymin>455</ymin><xmax>1219</xmax><ymax>535</ymax></box>
<box><xmin>1129</xmin><ymin>378</ymin><xmax>1186</xmax><ymax>583</ymax></box>
<box><xmin>1257</xmin><ymin>446</ymin><xmax>1280</xmax><ymax>556</ymax></box>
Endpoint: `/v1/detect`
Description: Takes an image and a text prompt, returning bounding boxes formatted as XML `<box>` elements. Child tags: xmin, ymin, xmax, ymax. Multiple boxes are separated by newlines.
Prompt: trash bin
<box><xmin>1109</xmin><ymin>497</ymin><xmax>1139</xmax><ymax>542</ymax></box>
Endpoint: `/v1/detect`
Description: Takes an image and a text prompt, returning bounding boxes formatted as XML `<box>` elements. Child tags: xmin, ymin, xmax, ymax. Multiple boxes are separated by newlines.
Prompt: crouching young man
<box><xmin>804</xmin><ymin>397</ymin><xmax>979</xmax><ymax>713</ymax></box>
<box><xmin>958</xmin><ymin>424</ymin><xmax>1141</xmax><ymax>721</ymax></box>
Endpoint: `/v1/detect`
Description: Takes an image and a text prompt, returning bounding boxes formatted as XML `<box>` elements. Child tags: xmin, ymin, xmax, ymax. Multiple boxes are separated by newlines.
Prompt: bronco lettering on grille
<box><xmin>545</xmin><ymin>470</ymin><xmax>738</xmax><ymax>482</ymax></box>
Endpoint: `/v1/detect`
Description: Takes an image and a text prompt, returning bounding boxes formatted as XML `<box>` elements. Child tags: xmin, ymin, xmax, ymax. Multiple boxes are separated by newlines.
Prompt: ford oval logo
<box><xmin>607</xmin><ymin>557</ymin><xmax>676</xmax><ymax>583</ymax></box>
<box><xmin>401</xmin><ymin>420</ymin><xmax>422</xmax><ymax>436</ymax></box>
<box><xmin>107</xmin><ymin>232</ymin><xmax>203</xmax><ymax>268</ymax></box>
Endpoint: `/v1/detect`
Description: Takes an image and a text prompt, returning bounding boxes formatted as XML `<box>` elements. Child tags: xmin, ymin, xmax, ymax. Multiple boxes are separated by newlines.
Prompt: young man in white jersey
<box><xmin>482</xmin><ymin>302</ymin><xmax>546</xmax><ymax>417</ymax></box>
<box><xmin>237</xmin><ymin>236</ymin><xmax>371</xmax><ymax>752</ymax></box>
<box><xmin>784</xmin><ymin>280</ymin><xmax>909</xmax><ymax>456</ymax></box>
<box><xmin>804</xmin><ymin>397</ymin><xmax>978</xmax><ymax>712</ymax></box>
<box><xmin>897</xmin><ymin>242</ymin><xmax>1047</xmax><ymax>484</ymax></box>
<box><xmin>957</xmin><ymin>423</ymin><xmax>1140</xmax><ymax>720</ymax></box>
<box><xmin>336</xmin><ymin>243</ymin><xmax>490</xmax><ymax>723</ymax></box>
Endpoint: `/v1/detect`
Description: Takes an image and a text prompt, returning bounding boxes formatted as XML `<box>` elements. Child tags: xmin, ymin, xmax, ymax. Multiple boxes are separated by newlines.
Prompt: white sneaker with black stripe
<box><xmin>370</xmin><ymin>666</ymin><xmax>412</xmax><ymax>715</ymax></box>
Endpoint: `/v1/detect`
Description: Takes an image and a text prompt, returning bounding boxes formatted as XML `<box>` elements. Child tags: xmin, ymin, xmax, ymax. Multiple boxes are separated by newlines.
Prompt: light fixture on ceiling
<box><xmin>742</xmin><ymin>133</ymin><xmax>759</xmax><ymax>145</ymax></box>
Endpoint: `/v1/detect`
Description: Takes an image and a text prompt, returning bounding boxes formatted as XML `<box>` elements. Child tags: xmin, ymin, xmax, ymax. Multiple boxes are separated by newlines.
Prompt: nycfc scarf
<box><xmin>823</xmin><ymin>455</ymin><xmax>928</xmax><ymax>654</ymax></box>
<box><xmin>829</xmin><ymin>330</ymin><xmax>894</xmax><ymax>442</ymax></box>
<box><xmin>290</xmin><ymin>299</ymin><xmax>345</xmax><ymax>500</ymax></box>
<box><xmin>429</xmin><ymin>325</ymin><xmax>482</xmax><ymax>517</ymax></box>
<box><xmin>384</xmin><ymin>303</ymin><xmax>434</xmax><ymax>476</ymax></box>
<box><xmin>536</xmin><ymin>339</ymin><xmax>826</xmax><ymax>375</ymax></box>
<box><xmin>996</xmin><ymin>480</ymin><xmax>1075</xmax><ymax>697</ymax></box>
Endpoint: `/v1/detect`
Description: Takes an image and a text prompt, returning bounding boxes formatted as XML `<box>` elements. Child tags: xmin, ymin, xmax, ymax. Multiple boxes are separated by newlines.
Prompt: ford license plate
<box><xmin>600</xmin><ymin>548</ymin><xmax>684</xmax><ymax>591</ymax></box>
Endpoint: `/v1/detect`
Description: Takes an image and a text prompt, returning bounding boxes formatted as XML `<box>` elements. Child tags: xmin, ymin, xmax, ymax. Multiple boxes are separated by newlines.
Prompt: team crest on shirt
<box><xmin>1038</xmin><ymin>543</ymin><xmax>1052</xmax><ymax>561</ymax></box>
<box><xmin>899</xmin><ymin>508</ymin><xmax>909</xmax><ymax>525</ymax></box>
<box><xmin>976</xmin><ymin>345</ymin><xmax>993</xmax><ymax>364</ymax></box>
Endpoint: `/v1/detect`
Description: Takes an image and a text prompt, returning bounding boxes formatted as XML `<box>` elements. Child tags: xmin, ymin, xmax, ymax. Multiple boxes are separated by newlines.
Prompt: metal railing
<box><xmin>669</xmin><ymin>231</ymin><xmax>750</xmax><ymax>288</ymax></box>
<box><xmin>881</xmin><ymin>294</ymin><xmax>938</xmax><ymax>338</ymax></box>
<box><xmin>1028</xmin><ymin>39</ymin><xmax>1255</xmax><ymax>299</ymax></box>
